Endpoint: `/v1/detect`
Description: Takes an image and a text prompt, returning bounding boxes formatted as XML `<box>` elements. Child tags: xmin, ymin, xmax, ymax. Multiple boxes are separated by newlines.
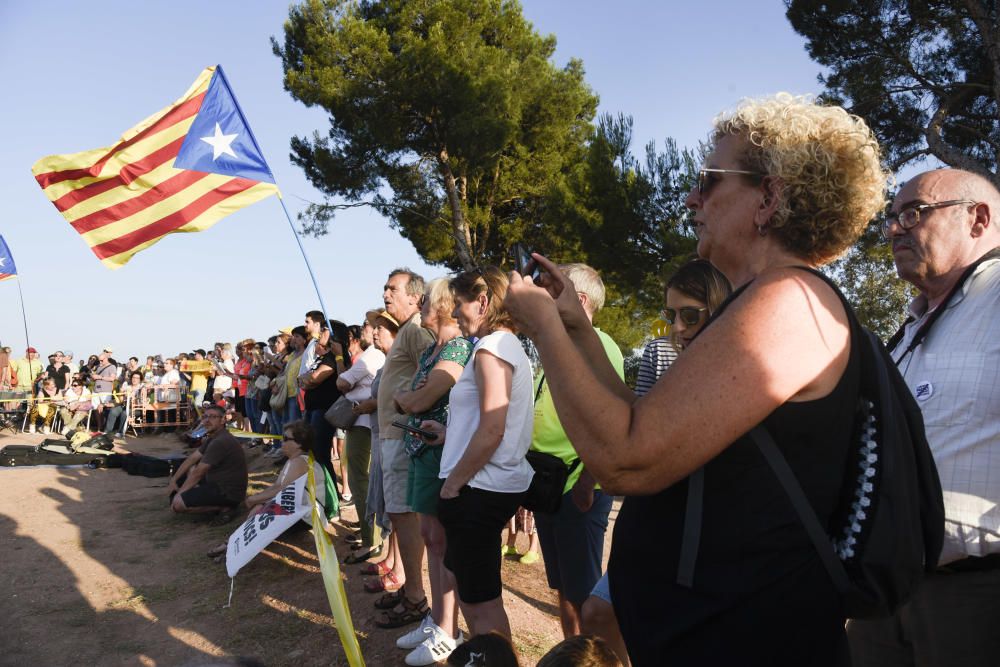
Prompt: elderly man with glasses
<box><xmin>848</xmin><ymin>169</ymin><xmax>1000</xmax><ymax>667</ymax></box>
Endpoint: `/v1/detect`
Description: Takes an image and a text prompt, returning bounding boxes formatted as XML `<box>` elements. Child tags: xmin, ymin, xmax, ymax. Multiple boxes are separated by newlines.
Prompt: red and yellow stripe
<box><xmin>31</xmin><ymin>66</ymin><xmax>277</xmax><ymax>269</ymax></box>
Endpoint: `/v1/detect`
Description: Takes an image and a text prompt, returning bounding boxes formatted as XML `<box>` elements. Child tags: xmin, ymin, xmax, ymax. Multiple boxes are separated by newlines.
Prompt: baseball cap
<box><xmin>103</xmin><ymin>346</ymin><xmax>114</xmax><ymax>353</ymax></box>
<box><xmin>26</xmin><ymin>346</ymin><xmax>37</xmax><ymax>353</ymax></box>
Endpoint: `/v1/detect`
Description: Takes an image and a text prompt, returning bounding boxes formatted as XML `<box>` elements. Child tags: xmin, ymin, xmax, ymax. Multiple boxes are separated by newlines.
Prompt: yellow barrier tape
<box><xmin>226</xmin><ymin>427</ymin><xmax>281</xmax><ymax>440</ymax></box>
<box><xmin>0</xmin><ymin>391</ymin><xmax>124</xmax><ymax>405</ymax></box>
<box><xmin>307</xmin><ymin>453</ymin><xmax>365</xmax><ymax>667</ymax></box>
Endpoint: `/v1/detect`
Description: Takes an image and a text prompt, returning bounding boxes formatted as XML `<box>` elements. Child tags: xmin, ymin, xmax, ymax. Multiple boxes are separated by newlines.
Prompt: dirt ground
<box><xmin>1</xmin><ymin>430</ymin><xmax>617</xmax><ymax>666</ymax></box>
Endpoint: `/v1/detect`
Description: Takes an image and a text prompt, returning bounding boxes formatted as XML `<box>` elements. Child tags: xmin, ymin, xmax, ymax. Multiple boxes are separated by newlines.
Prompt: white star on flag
<box><xmin>0</xmin><ymin>258</ymin><xmax>6</xmax><ymax>267</ymax></box>
<box><xmin>200</xmin><ymin>122</ymin><xmax>238</xmax><ymax>160</ymax></box>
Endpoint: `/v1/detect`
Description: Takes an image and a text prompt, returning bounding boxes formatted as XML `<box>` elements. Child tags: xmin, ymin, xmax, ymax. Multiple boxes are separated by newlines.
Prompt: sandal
<box><xmin>206</xmin><ymin>543</ymin><xmax>227</xmax><ymax>558</ymax></box>
<box><xmin>211</xmin><ymin>509</ymin><xmax>237</xmax><ymax>527</ymax></box>
<box><xmin>343</xmin><ymin>546</ymin><xmax>382</xmax><ymax>565</ymax></box>
<box><xmin>359</xmin><ymin>559</ymin><xmax>392</xmax><ymax>576</ymax></box>
<box><xmin>364</xmin><ymin>571</ymin><xmax>403</xmax><ymax>594</ymax></box>
<box><xmin>374</xmin><ymin>594</ymin><xmax>429</xmax><ymax>629</ymax></box>
<box><xmin>374</xmin><ymin>587</ymin><xmax>405</xmax><ymax>610</ymax></box>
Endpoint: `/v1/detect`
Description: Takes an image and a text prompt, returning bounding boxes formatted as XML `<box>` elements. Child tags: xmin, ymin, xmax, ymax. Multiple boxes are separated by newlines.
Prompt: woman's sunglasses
<box><xmin>697</xmin><ymin>168</ymin><xmax>764</xmax><ymax>195</ymax></box>
<box><xmin>662</xmin><ymin>307</ymin><xmax>707</xmax><ymax>326</ymax></box>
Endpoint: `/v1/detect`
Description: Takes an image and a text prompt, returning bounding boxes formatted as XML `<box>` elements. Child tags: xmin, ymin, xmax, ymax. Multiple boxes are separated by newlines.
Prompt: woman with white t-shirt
<box><xmin>420</xmin><ymin>266</ymin><xmax>534</xmax><ymax>641</ymax></box>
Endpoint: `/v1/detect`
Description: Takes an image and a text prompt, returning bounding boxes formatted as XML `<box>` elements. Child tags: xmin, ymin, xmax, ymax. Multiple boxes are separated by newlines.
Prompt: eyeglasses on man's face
<box><xmin>697</xmin><ymin>168</ymin><xmax>764</xmax><ymax>196</ymax></box>
<box><xmin>880</xmin><ymin>199</ymin><xmax>978</xmax><ymax>241</ymax></box>
<box><xmin>662</xmin><ymin>306</ymin><xmax>707</xmax><ymax>326</ymax></box>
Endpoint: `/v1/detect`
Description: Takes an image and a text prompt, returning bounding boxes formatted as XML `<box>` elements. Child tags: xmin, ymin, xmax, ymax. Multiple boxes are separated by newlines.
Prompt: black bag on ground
<box><xmin>751</xmin><ymin>270</ymin><xmax>945</xmax><ymax>619</ymax></box>
<box><xmin>0</xmin><ymin>444</ymin><xmax>115</xmax><ymax>468</ymax></box>
<box><xmin>120</xmin><ymin>453</ymin><xmax>185</xmax><ymax>478</ymax></box>
<box><xmin>523</xmin><ymin>451</ymin><xmax>580</xmax><ymax>514</ymax></box>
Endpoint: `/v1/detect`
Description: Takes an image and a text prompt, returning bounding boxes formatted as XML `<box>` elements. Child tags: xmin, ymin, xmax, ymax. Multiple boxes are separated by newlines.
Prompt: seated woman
<box><xmin>208</xmin><ymin>419</ymin><xmax>327</xmax><ymax>560</ymax></box>
<box><xmin>505</xmin><ymin>94</ymin><xmax>888</xmax><ymax>665</ymax></box>
<box><xmin>104</xmin><ymin>371</ymin><xmax>146</xmax><ymax>435</ymax></box>
<box><xmin>581</xmin><ymin>258</ymin><xmax>732</xmax><ymax>667</ymax></box>
<box><xmin>26</xmin><ymin>378</ymin><xmax>61</xmax><ymax>434</ymax></box>
<box><xmin>57</xmin><ymin>379</ymin><xmax>93</xmax><ymax>435</ymax></box>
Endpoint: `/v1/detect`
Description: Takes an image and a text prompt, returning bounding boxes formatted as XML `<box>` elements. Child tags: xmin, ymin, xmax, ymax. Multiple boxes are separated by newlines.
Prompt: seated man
<box><xmin>168</xmin><ymin>404</ymin><xmax>247</xmax><ymax>521</ymax></box>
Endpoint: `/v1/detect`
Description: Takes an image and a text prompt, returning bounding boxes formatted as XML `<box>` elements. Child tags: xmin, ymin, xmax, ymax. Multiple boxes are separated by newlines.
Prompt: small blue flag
<box><xmin>0</xmin><ymin>235</ymin><xmax>17</xmax><ymax>282</ymax></box>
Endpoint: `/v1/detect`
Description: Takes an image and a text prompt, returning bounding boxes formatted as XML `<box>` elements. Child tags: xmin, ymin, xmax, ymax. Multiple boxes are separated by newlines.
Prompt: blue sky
<box><xmin>0</xmin><ymin>1</ymin><xmax>823</xmax><ymax>361</ymax></box>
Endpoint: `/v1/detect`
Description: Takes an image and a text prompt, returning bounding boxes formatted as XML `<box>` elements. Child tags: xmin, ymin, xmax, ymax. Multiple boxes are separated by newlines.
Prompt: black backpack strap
<box><xmin>750</xmin><ymin>425</ymin><xmax>850</xmax><ymax>594</ymax></box>
<box><xmin>676</xmin><ymin>467</ymin><xmax>704</xmax><ymax>587</ymax></box>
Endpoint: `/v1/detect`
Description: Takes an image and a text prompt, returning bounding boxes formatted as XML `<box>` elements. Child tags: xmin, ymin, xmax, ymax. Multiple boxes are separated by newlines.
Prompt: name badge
<box><xmin>914</xmin><ymin>381</ymin><xmax>933</xmax><ymax>401</ymax></box>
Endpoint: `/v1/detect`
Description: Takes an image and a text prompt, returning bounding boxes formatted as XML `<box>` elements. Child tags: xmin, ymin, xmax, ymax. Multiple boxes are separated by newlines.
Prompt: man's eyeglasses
<box><xmin>282</xmin><ymin>436</ymin><xmax>296</xmax><ymax>443</ymax></box>
<box><xmin>698</xmin><ymin>168</ymin><xmax>764</xmax><ymax>196</ymax></box>
<box><xmin>880</xmin><ymin>199</ymin><xmax>978</xmax><ymax>241</ymax></box>
<box><xmin>662</xmin><ymin>307</ymin><xmax>707</xmax><ymax>326</ymax></box>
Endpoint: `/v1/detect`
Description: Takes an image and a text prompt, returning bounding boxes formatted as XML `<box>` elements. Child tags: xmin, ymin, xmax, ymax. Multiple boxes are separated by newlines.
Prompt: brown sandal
<box><xmin>374</xmin><ymin>594</ymin><xmax>429</xmax><ymax>628</ymax></box>
<box><xmin>374</xmin><ymin>588</ymin><xmax>405</xmax><ymax>610</ymax></box>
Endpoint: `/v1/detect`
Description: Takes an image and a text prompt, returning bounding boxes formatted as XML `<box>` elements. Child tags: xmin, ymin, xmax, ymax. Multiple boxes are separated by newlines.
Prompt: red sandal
<box><xmin>363</xmin><ymin>570</ymin><xmax>402</xmax><ymax>593</ymax></box>
<box><xmin>359</xmin><ymin>560</ymin><xmax>392</xmax><ymax>576</ymax></box>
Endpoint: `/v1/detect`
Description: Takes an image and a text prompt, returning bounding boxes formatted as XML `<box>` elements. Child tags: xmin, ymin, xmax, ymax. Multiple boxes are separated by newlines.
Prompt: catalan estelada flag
<box><xmin>31</xmin><ymin>65</ymin><xmax>278</xmax><ymax>269</ymax></box>
<box><xmin>0</xmin><ymin>235</ymin><xmax>17</xmax><ymax>282</ymax></box>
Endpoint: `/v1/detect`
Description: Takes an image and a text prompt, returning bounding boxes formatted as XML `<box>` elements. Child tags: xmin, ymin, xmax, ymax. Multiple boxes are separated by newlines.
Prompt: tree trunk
<box><xmin>438</xmin><ymin>148</ymin><xmax>475</xmax><ymax>270</ymax></box>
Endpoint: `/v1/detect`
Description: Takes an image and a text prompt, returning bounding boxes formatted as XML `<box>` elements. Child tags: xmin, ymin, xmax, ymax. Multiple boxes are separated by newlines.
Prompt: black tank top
<box><xmin>609</xmin><ymin>273</ymin><xmax>860</xmax><ymax>665</ymax></box>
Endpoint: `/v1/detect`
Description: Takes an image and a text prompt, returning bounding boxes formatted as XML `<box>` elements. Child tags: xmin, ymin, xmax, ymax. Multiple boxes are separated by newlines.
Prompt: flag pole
<box><xmin>15</xmin><ymin>278</ymin><xmax>30</xmax><ymax>350</ymax></box>
<box><xmin>276</xmin><ymin>191</ymin><xmax>330</xmax><ymax>320</ymax></box>
<box><xmin>214</xmin><ymin>65</ymin><xmax>330</xmax><ymax>319</ymax></box>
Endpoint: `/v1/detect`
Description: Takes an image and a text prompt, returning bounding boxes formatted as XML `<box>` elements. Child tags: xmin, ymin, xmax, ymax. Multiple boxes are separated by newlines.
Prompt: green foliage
<box><xmin>560</xmin><ymin>113</ymin><xmax>699</xmax><ymax>352</ymax></box>
<box><xmin>823</xmin><ymin>224</ymin><xmax>912</xmax><ymax>339</ymax></box>
<box><xmin>786</xmin><ymin>0</ymin><xmax>999</xmax><ymax>185</ymax></box>
<box><xmin>273</xmin><ymin>0</ymin><xmax>598</xmax><ymax>269</ymax></box>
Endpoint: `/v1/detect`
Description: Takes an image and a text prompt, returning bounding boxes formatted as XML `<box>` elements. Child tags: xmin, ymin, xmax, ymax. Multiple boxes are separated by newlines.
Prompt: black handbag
<box><xmin>324</xmin><ymin>395</ymin><xmax>358</xmax><ymax>430</ymax></box>
<box><xmin>523</xmin><ymin>450</ymin><xmax>580</xmax><ymax>514</ymax></box>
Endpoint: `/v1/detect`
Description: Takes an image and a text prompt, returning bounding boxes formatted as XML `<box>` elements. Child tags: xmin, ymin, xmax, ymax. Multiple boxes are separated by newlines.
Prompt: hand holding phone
<box><xmin>512</xmin><ymin>243</ymin><xmax>541</xmax><ymax>281</ymax></box>
<box><xmin>392</xmin><ymin>420</ymin><xmax>437</xmax><ymax>440</ymax></box>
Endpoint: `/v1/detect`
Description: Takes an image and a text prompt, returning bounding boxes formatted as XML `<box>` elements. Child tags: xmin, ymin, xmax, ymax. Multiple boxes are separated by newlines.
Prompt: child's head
<box><xmin>446</xmin><ymin>633</ymin><xmax>520</xmax><ymax>667</ymax></box>
<box><xmin>536</xmin><ymin>635</ymin><xmax>623</xmax><ymax>667</ymax></box>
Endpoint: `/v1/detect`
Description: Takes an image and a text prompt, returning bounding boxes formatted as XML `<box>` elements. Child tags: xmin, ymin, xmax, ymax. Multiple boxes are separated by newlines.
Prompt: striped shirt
<box><xmin>635</xmin><ymin>337</ymin><xmax>677</xmax><ymax>397</ymax></box>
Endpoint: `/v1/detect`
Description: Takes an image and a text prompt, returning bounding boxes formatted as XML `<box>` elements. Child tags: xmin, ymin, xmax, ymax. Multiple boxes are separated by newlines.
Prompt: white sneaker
<box><xmin>405</xmin><ymin>628</ymin><xmax>463</xmax><ymax>666</ymax></box>
<box><xmin>396</xmin><ymin>614</ymin><xmax>434</xmax><ymax>649</ymax></box>
<box><xmin>28</xmin><ymin>424</ymin><xmax>36</xmax><ymax>434</ymax></box>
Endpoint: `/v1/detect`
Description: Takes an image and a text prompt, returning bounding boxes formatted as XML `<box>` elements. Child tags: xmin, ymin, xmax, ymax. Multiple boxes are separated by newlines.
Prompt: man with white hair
<box><xmin>848</xmin><ymin>169</ymin><xmax>1000</xmax><ymax>666</ymax></box>
<box><xmin>530</xmin><ymin>263</ymin><xmax>624</xmax><ymax>639</ymax></box>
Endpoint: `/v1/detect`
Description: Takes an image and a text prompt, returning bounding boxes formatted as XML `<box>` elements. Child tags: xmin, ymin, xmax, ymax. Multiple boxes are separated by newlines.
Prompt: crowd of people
<box><xmin>4</xmin><ymin>92</ymin><xmax>999</xmax><ymax>667</ymax></box>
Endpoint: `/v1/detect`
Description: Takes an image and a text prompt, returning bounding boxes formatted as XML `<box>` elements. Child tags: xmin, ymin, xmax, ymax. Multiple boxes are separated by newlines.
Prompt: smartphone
<box><xmin>392</xmin><ymin>420</ymin><xmax>437</xmax><ymax>439</ymax></box>
<box><xmin>511</xmin><ymin>243</ymin><xmax>540</xmax><ymax>280</ymax></box>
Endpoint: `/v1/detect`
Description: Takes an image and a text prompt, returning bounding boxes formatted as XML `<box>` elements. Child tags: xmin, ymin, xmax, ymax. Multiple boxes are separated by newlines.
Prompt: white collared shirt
<box><xmin>893</xmin><ymin>258</ymin><xmax>1000</xmax><ymax>564</ymax></box>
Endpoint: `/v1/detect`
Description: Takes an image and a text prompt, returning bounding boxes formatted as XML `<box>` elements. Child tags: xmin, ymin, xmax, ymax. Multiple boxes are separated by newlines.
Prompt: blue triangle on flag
<box><xmin>174</xmin><ymin>67</ymin><xmax>275</xmax><ymax>184</ymax></box>
<box><xmin>0</xmin><ymin>235</ymin><xmax>17</xmax><ymax>278</ymax></box>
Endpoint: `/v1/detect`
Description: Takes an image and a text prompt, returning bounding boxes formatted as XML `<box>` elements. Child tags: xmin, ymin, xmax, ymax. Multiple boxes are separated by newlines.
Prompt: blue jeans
<box><xmin>245</xmin><ymin>396</ymin><xmax>261</xmax><ymax>432</ymax></box>
<box><xmin>285</xmin><ymin>396</ymin><xmax>302</xmax><ymax>423</ymax></box>
<box><xmin>104</xmin><ymin>405</ymin><xmax>126</xmax><ymax>434</ymax></box>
